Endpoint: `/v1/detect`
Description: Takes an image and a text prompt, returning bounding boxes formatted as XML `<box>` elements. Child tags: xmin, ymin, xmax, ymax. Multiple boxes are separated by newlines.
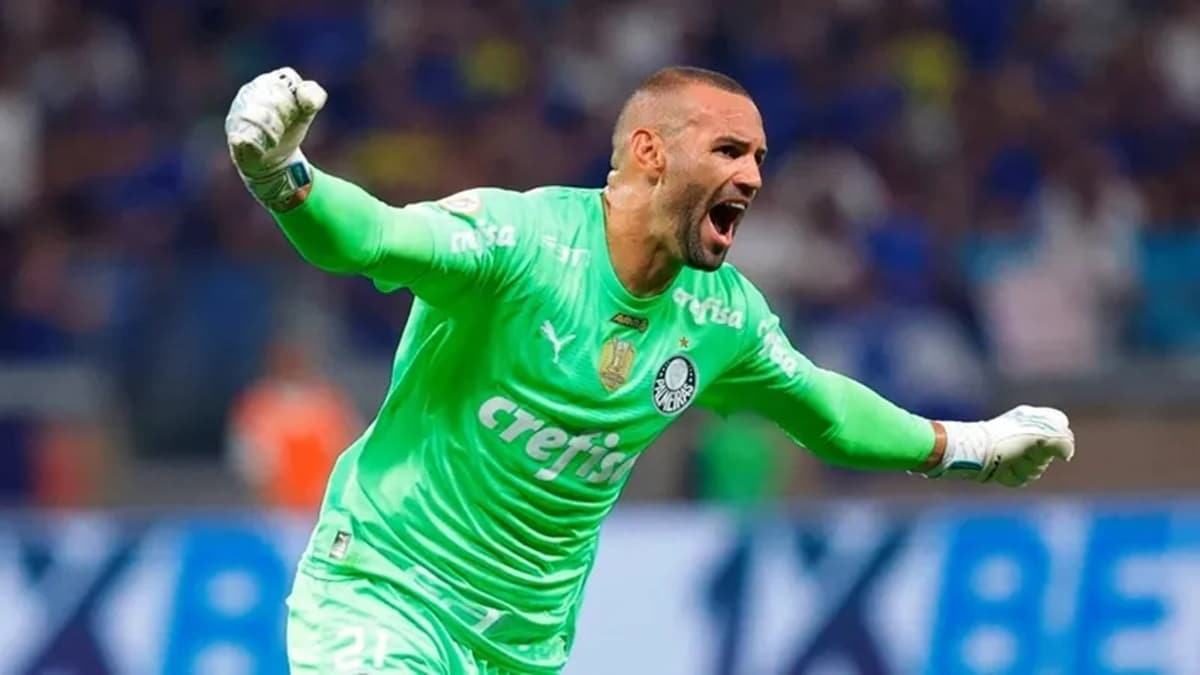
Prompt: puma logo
<box><xmin>541</xmin><ymin>320</ymin><xmax>575</xmax><ymax>364</ymax></box>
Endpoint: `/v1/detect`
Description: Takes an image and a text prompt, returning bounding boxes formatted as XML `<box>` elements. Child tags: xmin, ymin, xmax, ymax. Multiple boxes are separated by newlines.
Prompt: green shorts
<box><xmin>285</xmin><ymin>562</ymin><xmax>507</xmax><ymax>674</ymax></box>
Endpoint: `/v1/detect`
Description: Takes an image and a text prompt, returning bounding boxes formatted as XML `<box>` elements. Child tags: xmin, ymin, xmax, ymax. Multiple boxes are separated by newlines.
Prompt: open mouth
<box><xmin>708</xmin><ymin>200</ymin><xmax>748</xmax><ymax>240</ymax></box>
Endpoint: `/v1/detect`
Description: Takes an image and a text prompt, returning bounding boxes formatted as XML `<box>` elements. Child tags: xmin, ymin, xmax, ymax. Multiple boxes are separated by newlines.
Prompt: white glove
<box><xmin>225</xmin><ymin>67</ymin><xmax>328</xmax><ymax>211</ymax></box>
<box><xmin>924</xmin><ymin>405</ymin><xmax>1075</xmax><ymax>487</ymax></box>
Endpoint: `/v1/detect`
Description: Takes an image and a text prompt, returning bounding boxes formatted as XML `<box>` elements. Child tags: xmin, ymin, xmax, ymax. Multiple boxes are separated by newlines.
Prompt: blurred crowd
<box><xmin>5</xmin><ymin>0</ymin><xmax>1200</xmax><ymax>504</ymax></box>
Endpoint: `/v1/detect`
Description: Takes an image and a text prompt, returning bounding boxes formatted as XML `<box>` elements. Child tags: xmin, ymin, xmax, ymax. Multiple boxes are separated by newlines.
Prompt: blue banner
<box><xmin>1</xmin><ymin>502</ymin><xmax>1198</xmax><ymax>674</ymax></box>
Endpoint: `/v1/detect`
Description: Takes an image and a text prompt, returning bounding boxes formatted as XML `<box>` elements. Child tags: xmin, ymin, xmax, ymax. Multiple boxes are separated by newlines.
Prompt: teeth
<box><xmin>727</xmin><ymin>203</ymin><xmax>746</xmax><ymax>211</ymax></box>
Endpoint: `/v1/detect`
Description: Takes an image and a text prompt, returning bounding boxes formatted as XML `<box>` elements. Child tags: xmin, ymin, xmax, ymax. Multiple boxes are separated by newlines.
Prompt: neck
<box><xmin>601</xmin><ymin>183</ymin><xmax>682</xmax><ymax>298</ymax></box>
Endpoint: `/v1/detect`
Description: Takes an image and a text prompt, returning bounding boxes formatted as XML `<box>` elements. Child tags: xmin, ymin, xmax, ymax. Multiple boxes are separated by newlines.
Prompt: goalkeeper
<box><xmin>225</xmin><ymin>66</ymin><xmax>1076</xmax><ymax>674</ymax></box>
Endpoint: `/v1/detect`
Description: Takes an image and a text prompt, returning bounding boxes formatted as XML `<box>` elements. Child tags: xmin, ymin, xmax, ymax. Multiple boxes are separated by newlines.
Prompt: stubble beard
<box><xmin>669</xmin><ymin>181</ymin><xmax>723</xmax><ymax>272</ymax></box>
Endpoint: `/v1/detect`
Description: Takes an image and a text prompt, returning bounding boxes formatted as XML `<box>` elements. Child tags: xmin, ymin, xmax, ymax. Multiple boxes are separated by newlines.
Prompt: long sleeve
<box><xmin>270</xmin><ymin>168</ymin><xmax>534</xmax><ymax>306</ymax></box>
<box><xmin>271</xmin><ymin>167</ymin><xmax>435</xmax><ymax>284</ymax></box>
<box><xmin>699</xmin><ymin>291</ymin><xmax>935</xmax><ymax>471</ymax></box>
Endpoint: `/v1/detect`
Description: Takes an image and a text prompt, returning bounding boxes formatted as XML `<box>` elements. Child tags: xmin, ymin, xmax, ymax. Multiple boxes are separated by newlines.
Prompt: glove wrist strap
<box><xmin>922</xmin><ymin>420</ymin><xmax>995</xmax><ymax>481</ymax></box>
<box><xmin>241</xmin><ymin>150</ymin><xmax>313</xmax><ymax>212</ymax></box>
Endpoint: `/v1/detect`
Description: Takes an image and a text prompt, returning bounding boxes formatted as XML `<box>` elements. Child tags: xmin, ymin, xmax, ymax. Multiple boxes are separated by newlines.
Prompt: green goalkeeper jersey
<box><xmin>281</xmin><ymin>175</ymin><xmax>935</xmax><ymax>673</ymax></box>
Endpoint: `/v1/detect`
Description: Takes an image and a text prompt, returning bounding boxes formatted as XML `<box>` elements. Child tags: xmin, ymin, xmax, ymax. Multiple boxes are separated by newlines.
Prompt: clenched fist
<box><xmin>225</xmin><ymin>67</ymin><xmax>327</xmax><ymax>211</ymax></box>
<box><xmin>925</xmin><ymin>405</ymin><xmax>1075</xmax><ymax>487</ymax></box>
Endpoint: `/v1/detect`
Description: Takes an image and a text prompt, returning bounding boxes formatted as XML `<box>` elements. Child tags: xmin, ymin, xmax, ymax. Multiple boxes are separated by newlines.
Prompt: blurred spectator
<box><xmin>1154</xmin><ymin>0</ymin><xmax>1200</xmax><ymax>118</ymax></box>
<box><xmin>1133</xmin><ymin>152</ymin><xmax>1200</xmax><ymax>353</ymax></box>
<box><xmin>31</xmin><ymin>415</ymin><xmax>109</xmax><ymax>506</ymax></box>
<box><xmin>0</xmin><ymin>50</ymin><xmax>38</xmax><ymax>219</ymax></box>
<box><xmin>962</xmin><ymin>137</ymin><xmax>1143</xmax><ymax>378</ymax></box>
<box><xmin>959</xmin><ymin>203</ymin><xmax>1077</xmax><ymax>378</ymax></box>
<box><xmin>0</xmin><ymin>414</ymin><xmax>107</xmax><ymax>506</ymax></box>
<box><xmin>25</xmin><ymin>0</ymin><xmax>143</xmax><ymax>115</ymax></box>
<box><xmin>728</xmin><ymin>191</ymin><xmax>867</xmax><ymax>316</ymax></box>
<box><xmin>728</xmin><ymin>140</ymin><xmax>882</xmax><ymax>312</ymax></box>
<box><xmin>227</xmin><ymin>332</ymin><xmax>361</xmax><ymax>511</ymax></box>
<box><xmin>0</xmin><ymin>418</ymin><xmax>36</xmax><ymax>504</ymax></box>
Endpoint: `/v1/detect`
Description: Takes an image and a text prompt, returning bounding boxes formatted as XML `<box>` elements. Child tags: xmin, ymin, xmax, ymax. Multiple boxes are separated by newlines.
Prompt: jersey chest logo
<box><xmin>610</xmin><ymin>312</ymin><xmax>649</xmax><ymax>333</ymax></box>
<box><xmin>598</xmin><ymin>336</ymin><xmax>636</xmax><ymax>392</ymax></box>
<box><xmin>652</xmin><ymin>355</ymin><xmax>698</xmax><ymax>414</ymax></box>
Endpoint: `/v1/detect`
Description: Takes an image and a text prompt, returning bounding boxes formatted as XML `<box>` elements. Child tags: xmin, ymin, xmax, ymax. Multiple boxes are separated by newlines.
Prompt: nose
<box><xmin>736</xmin><ymin>159</ymin><xmax>762</xmax><ymax>199</ymax></box>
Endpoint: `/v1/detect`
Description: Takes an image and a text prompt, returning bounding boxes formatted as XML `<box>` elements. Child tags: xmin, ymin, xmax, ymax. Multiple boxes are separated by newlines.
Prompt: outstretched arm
<box><xmin>701</xmin><ymin>333</ymin><xmax>943</xmax><ymax>472</ymax></box>
<box><xmin>701</xmin><ymin>295</ymin><xmax>1074</xmax><ymax>486</ymax></box>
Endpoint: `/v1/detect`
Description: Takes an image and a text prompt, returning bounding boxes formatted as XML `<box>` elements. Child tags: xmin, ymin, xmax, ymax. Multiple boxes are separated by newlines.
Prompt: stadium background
<box><xmin>3</xmin><ymin>0</ymin><xmax>1200</xmax><ymax>672</ymax></box>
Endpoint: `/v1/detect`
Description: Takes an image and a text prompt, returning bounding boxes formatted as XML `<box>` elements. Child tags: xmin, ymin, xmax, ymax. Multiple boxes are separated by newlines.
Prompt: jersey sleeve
<box><xmin>374</xmin><ymin>188</ymin><xmax>535</xmax><ymax>306</ymax></box>
<box><xmin>271</xmin><ymin>168</ymin><xmax>536</xmax><ymax>309</ymax></box>
<box><xmin>699</xmin><ymin>280</ymin><xmax>936</xmax><ymax>471</ymax></box>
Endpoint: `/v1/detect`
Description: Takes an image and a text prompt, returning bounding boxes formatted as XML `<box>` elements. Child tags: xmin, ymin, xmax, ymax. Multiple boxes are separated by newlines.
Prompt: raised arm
<box><xmin>700</xmin><ymin>286</ymin><xmax>1075</xmax><ymax>486</ymax></box>
<box><xmin>225</xmin><ymin>67</ymin><xmax>524</xmax><ymax>304</ymax></box>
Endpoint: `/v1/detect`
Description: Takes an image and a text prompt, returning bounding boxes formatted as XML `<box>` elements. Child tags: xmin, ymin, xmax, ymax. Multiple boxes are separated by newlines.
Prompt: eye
<box><xmin>716</xmin><ymin>145</ymin><xmax>741</xmax><ymax>159</ymax></box>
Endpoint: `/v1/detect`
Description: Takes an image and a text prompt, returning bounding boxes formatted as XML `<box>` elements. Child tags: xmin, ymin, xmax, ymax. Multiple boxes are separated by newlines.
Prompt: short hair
<box><xmin>631</xmin><ymin>65</ymin><xmax>750</xmax><ymax>99</ymax></box>
<box><xmin>611</xmin><ymin>66</ymin><xmax>751</xmax><ymax>166</ymax></box>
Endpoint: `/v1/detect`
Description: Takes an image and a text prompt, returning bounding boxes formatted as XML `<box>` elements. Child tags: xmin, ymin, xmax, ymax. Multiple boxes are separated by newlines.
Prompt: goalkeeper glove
<box><xmin>923</xmin><ymin>405</ymin><xmax>1075</xmax><ymax>487</ymax></box>
<box><xmin>225</xmin><ymin>67</ymin><xmax>327</xmax><ymax>211</ymax></box>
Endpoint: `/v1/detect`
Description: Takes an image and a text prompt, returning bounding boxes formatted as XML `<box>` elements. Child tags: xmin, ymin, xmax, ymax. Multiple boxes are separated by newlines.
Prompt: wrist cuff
<box><xmin>924</xmin><ymin>420</ymin><xmax>995</xmax><ymax>480</ymax></box>
<box><xmin>242</xmin><ymin>151</ymin><xmax>313</xmax><ymax>212</ymax></box>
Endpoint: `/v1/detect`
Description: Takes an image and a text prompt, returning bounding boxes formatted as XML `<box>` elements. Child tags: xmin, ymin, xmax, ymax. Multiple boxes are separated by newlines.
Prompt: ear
<box><xmin>630</xmin><ymin>128</ymin><xmax>666</xmax><ymax>179</ymax></box>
